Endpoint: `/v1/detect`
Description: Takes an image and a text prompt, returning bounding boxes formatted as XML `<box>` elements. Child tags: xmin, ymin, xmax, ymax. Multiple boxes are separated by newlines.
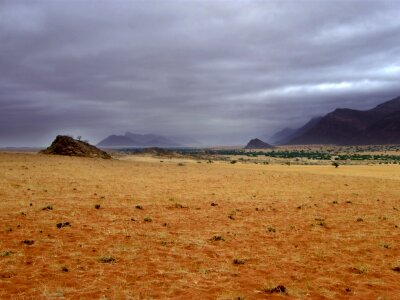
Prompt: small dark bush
<box><xmin>233</xmin><ymin>258</ymin><xmax>245</xmax><ymax>265</ymax></box>
<box><xmin>211</xmin><ymin>235</ymin><xmax>224</xmax><ymax>241</ymax></box>
<box><xmin>262</xmin><ymin>285</ymin><xmax>286</xmax><ymax>294</ymax></box>
<box><xmin>392</xmin><ymin>265</ymin><xmax>400</xmax><ymax>272</ymax></box>
<box><xmin>56</xmin><ymin>222</ymin><xmax>71</xmax><ymax>229</ymax></box>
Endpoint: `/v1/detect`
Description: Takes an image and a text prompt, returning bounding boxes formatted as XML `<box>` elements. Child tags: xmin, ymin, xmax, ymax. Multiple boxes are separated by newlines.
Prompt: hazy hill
<box><xmin>268</xmin><ymin>127</ymin><xmax>296</xmax><ymax>145</ymax></box>
<box><xmin>98</xmin><ymin>135</ymin><xmax>136</xmax><ymax>146</ymax></box>
<box><xmin>269</xmin><ymin>117</ymin><xmax>322</xmax><ymax>145</ymax></box>
<box><xmin>98</xmin><ymin>132</ymin><xmax>181</xmax><ymax>147</ymax></box>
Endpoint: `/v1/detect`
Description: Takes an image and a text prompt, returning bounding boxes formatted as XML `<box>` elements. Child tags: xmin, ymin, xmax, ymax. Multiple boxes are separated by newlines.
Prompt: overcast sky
<box><xmin>1</xmin><ymin>0</ymin><xmax>400</xmax><ymax>146</ymax></box>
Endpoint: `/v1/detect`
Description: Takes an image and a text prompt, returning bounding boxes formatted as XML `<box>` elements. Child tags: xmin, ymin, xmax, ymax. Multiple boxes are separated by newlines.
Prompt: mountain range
<box><xmin>270</xmin><ymin>96</ymin><xmax>400</xmax><ymax>145</ymax></box>
<box><xmin>97</xmin><ymin>132</ymin><xmax>196</xmax><ymax>147</ymax></box>
<box><xmin>99</xmin><ymin>96</ymin><xmax>400</xmax><ymax>148</ymax></box>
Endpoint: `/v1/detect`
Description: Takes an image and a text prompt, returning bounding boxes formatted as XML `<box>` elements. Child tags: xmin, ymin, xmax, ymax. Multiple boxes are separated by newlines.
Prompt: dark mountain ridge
<box><xmin>287</xmin><ymin>96</ymin><xmax>400</xmax><ymax>145</ymax></box>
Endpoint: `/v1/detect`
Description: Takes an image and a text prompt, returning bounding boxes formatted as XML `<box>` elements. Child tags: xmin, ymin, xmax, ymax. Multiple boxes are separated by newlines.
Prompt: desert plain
<box><xmin>0</xmin><ymin>152</ymin><xmax>399</xmax><ymax>299</ymax></box>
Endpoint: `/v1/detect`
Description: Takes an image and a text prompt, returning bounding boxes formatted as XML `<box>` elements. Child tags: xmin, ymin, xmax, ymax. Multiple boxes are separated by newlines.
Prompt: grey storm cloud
<box><xmin>1</xmin><ymin>0</ymin><xmax>400</xmax><ymax>146</ymax></box>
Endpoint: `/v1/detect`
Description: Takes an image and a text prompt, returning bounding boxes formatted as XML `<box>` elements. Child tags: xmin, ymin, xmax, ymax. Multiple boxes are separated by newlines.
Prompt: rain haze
<box><xmin>1</xmin><ymin>0</ymin><xmax>400</xmax><ymax>147</ymax></box>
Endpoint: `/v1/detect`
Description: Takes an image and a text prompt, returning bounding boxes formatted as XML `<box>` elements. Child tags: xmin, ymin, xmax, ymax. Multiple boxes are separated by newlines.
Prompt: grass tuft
<box><xmin>0</xmin><ymin>251</ymin><xmax>14</xmax><ymax>257</ymax></box>
<box><xmin>99</xmin><ymin>256</ymin><xmax>116</xmax><ymax>263</ymax></box>
<box><xmin>174</xmin><ymin>203</ymin><xmax>185</xmax><ymax>208</ymax></box>
<box><xmin>352</xmin><ymin>264</ymin><xmax>369</xmax><ymax>274</ymax></box>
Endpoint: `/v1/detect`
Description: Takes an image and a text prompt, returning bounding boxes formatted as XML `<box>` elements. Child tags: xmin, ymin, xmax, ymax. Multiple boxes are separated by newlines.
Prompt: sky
<box><xmin>1</xmin><ymin>0</ymin><xmax>400</xmax><ymax>147</ymax></box>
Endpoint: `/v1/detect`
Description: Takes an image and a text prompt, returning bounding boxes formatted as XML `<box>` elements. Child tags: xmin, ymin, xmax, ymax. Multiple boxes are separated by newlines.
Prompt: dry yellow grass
<box><xmin>0</xmin><ymin>152</ymin><xmax>399</xmax><ymax>299</ymax></box>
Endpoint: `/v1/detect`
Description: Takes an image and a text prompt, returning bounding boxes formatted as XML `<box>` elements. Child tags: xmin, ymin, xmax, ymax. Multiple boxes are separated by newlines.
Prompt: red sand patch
<box><xmin>0</xmin><ymin>153</ymin><xmax>399</xmax><ymax>299</ymax></box>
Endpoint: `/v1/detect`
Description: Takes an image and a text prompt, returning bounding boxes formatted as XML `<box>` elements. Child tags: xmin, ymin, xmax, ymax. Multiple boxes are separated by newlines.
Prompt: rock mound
<box><xmin>244</xmin><ymin>138</ymin><xmax>274</xmax><ymax>149</ymax></box>
<box><xmin>40</xmin><ymin>135</ymin><xmax>111</xmax><ymax>159</ymax></box>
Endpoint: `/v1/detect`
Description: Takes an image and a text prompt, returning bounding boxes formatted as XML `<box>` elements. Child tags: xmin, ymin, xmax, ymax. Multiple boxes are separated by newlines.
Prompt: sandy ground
<box><xmin>0</xmin><ymin>152</ymin><xmax>399</xmax><ymax>299</ymax></box>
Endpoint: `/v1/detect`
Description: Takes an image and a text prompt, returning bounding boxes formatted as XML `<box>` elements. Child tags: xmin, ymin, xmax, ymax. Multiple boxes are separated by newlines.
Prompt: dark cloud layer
<box><xmin>1</xmin><ymin>0</ymin><xmax>400</xmax><ymax>146</ymax></box>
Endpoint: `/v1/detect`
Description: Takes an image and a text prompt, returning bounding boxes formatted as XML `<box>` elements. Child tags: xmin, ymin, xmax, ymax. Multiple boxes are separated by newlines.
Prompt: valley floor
<box><xmin>0</xmin><ymin>153</ymin><xmax>399</xmax><ymax>299</ymax></box>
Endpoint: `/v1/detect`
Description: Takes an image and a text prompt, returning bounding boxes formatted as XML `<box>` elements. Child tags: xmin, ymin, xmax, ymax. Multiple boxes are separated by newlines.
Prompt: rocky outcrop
<box><xmin>40</xmin><ymin>135</ymin><xmax>111</xmax><ymax>159</ymax></box>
